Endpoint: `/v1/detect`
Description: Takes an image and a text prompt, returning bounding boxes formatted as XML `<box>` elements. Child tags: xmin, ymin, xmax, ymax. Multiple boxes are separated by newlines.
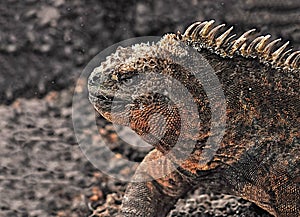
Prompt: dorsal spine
<box><xmin>172</xmin><ymin>20</ymin><xmax>300</xmax><ymax>71</ymax></box>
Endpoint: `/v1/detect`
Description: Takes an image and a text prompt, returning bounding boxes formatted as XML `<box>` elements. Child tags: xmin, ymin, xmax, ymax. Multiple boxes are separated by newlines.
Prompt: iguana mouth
<box><xmin>89</xmin><ymin>91</ymin><xmax>132</xmax><ymax>115</ymax></box>
<box><xmin>88</xmin><ymin>76</ymin><xmax>115</xmax><ymax>107</ymax></box>
<box><xmin>88</xmin><ymin>93</ymin><xmax>104</xmax><ymax>102</ymax></box>
<box><xmin>88</xmin><ymin>93</ymin><xmax>111</xmax><ymax>113</ymax></box>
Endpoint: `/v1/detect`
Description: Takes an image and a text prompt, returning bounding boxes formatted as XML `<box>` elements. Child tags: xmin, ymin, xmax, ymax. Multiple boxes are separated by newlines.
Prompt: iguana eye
<box><xmin>122</xmin><ymin>78</ymin><xmax>133</xmax><ymax>86</ymax></box>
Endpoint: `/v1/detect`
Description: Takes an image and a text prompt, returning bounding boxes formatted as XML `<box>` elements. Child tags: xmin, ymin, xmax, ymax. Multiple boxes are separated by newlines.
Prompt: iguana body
<box><xmin>88</xmin><ymin>20</ymin><xmax>300</xmax><ymax>217</ymax></box>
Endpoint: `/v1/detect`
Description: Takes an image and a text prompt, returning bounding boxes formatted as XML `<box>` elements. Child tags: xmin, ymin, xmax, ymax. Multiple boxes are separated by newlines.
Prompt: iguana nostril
<box><xmin>92</xmin><ymin>75</ymin><xmax>100</xmax><ymax>83</ymax></box>
<box><xmin>88</xmin><ymin>74</ymin><xmax>101</xmax><ymax>87</ymax></box>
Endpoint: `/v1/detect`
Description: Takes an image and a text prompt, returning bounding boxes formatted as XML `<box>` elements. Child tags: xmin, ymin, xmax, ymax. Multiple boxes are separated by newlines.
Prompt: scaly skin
<box><xmin>88</xmin><ymin>20</ymin><xmax>300</xmax><ymax>217</ymax></box>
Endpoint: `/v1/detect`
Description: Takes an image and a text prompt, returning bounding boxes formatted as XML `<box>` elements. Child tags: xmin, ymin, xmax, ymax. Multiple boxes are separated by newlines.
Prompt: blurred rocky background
<box><xmin>0</xmin><ymin>0</ymin><xmax>299</xmax><ymax>216</ymax></box>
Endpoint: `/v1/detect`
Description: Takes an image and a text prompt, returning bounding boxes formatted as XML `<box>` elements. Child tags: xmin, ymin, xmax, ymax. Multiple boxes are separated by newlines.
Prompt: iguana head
<box><xmin>88</xmin><ymin>35</ymin><xmax>210</xmax><ymax>153</ymax></box>
<box><xmin>88</xmin><ymin>39</ymin><xmax>172</xmax><ymax>124</ymax></box>
<box><xmin>88</xmin><ymin>43</ymin><xmax>153</xmax><ymax>125</ymax></box>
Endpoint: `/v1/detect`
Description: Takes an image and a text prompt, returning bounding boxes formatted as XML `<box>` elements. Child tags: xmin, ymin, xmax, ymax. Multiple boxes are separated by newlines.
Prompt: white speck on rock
<box><xmin>37</xmin><ymin>6</ymin><xmax>60</xmax><ymax>26</ymax></box>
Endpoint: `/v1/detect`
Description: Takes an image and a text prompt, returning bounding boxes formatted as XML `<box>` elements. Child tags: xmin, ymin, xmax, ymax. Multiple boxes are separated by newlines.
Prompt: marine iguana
<box><xmin>88</xmin><ymin>20</ymin><xmax>300</xmax><ymax>217</ymax></box>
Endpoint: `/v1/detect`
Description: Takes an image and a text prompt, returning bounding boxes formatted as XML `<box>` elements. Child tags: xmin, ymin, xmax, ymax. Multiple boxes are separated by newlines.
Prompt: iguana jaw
<box><xmin>88</xmin><ymin>85</ymin><xmax>134</xmax><ymax>124</ymax></box>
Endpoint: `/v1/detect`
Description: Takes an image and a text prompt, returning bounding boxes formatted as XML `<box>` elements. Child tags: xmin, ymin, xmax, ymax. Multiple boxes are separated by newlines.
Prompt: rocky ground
<box><xmin>0</xmin><ymin>0</ymin><xmax>299</xmax><ymax>216</ymax></box>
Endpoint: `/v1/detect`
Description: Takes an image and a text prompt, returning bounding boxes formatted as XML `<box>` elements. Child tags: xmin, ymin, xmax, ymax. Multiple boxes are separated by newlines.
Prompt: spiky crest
<box><xmin>175</xmin><ymin>20</ymin><xmax>299</xmax><ymax>71</ymax></box>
